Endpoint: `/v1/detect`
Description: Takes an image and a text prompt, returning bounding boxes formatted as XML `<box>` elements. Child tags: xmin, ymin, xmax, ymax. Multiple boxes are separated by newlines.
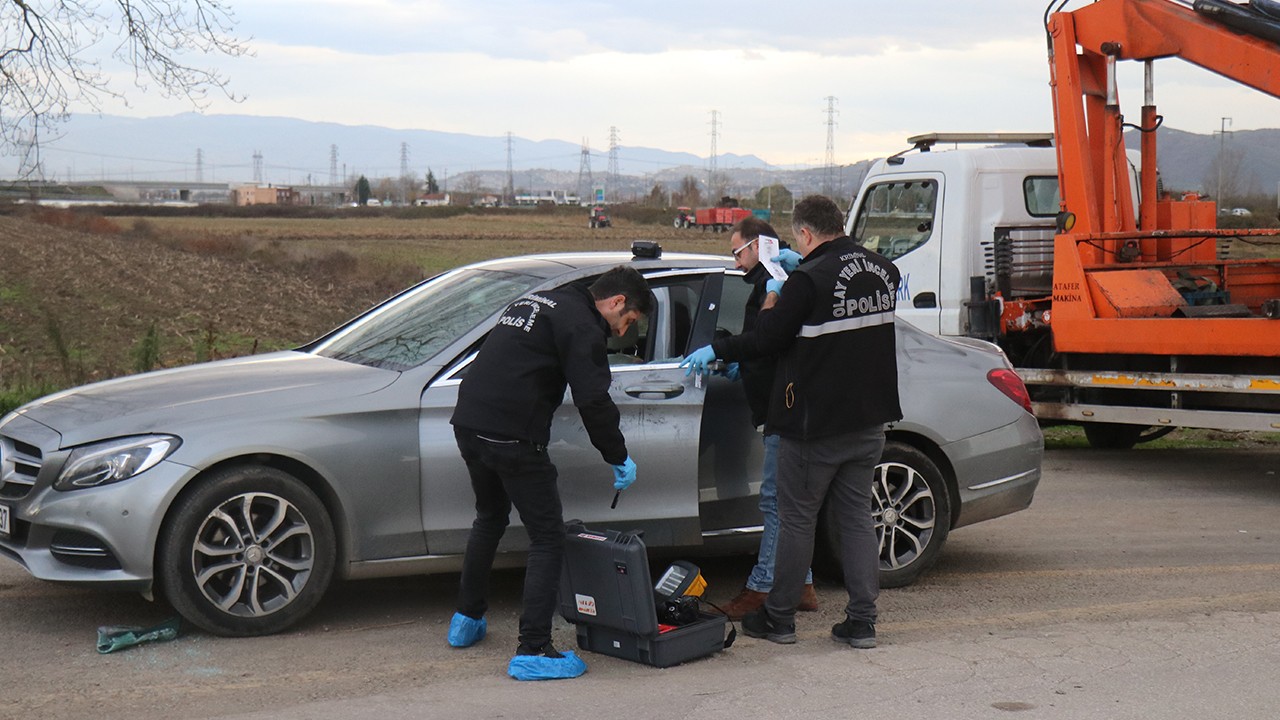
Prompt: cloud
<box><xmin>67</xmin><ymin>0</ymin><xmax>1280</xmax><ymax>167</ymax></box>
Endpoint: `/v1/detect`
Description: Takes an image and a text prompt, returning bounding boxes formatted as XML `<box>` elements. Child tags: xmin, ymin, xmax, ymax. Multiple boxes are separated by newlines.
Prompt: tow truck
<box><xmin>846</xmin><ymin>0</ymin><xmax>1280</xmax><ymax>448</ymax></box>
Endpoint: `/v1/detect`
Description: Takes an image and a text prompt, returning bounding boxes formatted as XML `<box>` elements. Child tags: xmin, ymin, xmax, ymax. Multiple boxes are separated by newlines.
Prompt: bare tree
<box><xmin>1</xmin><ymin>0</ymin><xmax>249</xmax><ymax>174</ymax></box>
<box><xmin>674</xmin><ymin>175</ymin><xmax>701</xmax><ymax>208</ymax></box>
<box><xmin>1202</xmin><ymin>145</ymin><xmax>1255</xmax><ymax>207</ymax></box>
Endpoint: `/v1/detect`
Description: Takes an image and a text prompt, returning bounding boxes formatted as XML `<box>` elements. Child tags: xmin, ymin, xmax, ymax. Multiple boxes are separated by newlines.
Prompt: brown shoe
<box><xmin>798</xmin><ymin>583</ymin><xmax>819</xmax><ymax>612</ymax></box>
<box><xmin>720</xmin><ymin>588</ymin><xmax>767</xmax><ymax>621</ymax></box>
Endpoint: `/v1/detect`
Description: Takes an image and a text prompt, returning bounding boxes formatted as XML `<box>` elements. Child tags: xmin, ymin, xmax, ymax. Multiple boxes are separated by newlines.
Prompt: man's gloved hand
<box><xmin>679</xmin><ymin>345</ymin><xmax>718</xmax><ymax>376</ymax></box>
<box><xmin>716</xmin><ymin>361</ymin><xmax>740</xmax><ymax>382</ymax></box>
<box><xmin>612</xmin><ymin>456</ymin><xmax>637</xmax><ymax>490</ymax></box>
<box><xmin>766</xmin><ymin>278</ymin><xmax>785</xmax><ymax>297</ymax></box>
<box><xmin>772</xmin><ymin>248</ymin><xmax>802</xmax><ymax>273</ymax></box>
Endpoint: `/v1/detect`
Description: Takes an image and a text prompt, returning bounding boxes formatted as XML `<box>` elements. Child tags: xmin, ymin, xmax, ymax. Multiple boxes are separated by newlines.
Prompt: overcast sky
<box><xmin>88</xmin><ymin>0</ymin><xmax>1280</xmax><ymax>168</ymax></box>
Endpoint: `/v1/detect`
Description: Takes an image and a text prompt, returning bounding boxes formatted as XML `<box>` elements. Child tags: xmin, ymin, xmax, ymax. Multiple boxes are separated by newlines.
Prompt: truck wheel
<box><xmin>1082</xmin><ymin>423</ymin><xmax>1148</xmax><ymax>450</ymax></box>
<box><xmin>158</xmin><ymin>465</ymin><xmax>336</xmax><ymax>636</ymax></box>
<box><xmin>816</xmin><ymin>441</ymin><xmax>952</xmax><ymax>589</ymax></box>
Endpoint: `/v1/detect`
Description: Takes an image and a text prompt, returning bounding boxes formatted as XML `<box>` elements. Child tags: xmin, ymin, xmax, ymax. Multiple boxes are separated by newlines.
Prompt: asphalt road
<box><xmin>4</xmin><ymin>446</ymin><xmax>1280</xmax><ymax>720</ymax></box>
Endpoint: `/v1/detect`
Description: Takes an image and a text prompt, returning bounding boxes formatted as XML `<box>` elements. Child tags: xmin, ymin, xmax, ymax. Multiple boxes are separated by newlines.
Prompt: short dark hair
<box><xmin>590</xmin><ymin>266</ymin><xmax>653</xmax><ymax>315</ymax></box>
<box><xmin>791</xmin><ymin>195</ymin><xmax>845</xmax><ymax>238</ymax></box>
<box><xmin>731</xmin><ymin>216</ymin><xmax>779</xmax><ymax>242</ymax></box>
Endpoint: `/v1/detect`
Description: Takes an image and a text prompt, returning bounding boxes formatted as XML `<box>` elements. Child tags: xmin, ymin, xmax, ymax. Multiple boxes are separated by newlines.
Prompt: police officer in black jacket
<box><xmin>682</xmin><ymin>195</ymin><xmax>901</xmax><ymax>650</ymax></box>
<box><xmin>718</xmin><ymin>218</ymin><xmax>819</xmax><ymax>621</ymax></box>
<box><xmin>448</xmin><ymin>265</ymin><xmax>652</xmax><ymax>679</ymax></box>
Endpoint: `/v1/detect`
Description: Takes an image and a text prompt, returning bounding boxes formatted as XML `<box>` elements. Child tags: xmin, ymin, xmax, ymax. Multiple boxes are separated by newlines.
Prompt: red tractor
<box><xmin>589</xmin><ymin>206</ymin><xmax>612</xmax><ymax>229</ymax></box>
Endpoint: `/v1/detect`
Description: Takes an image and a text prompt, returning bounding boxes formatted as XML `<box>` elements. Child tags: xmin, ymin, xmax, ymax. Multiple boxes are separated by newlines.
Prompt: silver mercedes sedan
<box><xmin>0</xmin><ymin>244</ymin><xmax>1042</xmax><ymax>636</ymax></box>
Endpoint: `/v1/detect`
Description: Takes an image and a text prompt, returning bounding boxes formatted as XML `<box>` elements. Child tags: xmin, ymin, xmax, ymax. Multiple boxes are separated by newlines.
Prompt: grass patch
<box><xmin>0</xmin><ymin>381</ymin><xmax>60</xmax><ymax>416</ymax></box>
<box><xmin>1043</xmin><ymin>424</ymin><xmax>1280</xmax><ymax>450</ymax></box>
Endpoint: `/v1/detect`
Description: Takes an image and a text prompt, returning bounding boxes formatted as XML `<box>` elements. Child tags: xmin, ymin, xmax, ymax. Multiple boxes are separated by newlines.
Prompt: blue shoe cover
<box><xmin>507</xmin><ymin>650</ymin><xmax>587</xmax><ymax>680</ymax></box>
<box><xmin>447</xmin><ymin>612</ymin><xmax>486</xmax><ymax>648</ymax></box>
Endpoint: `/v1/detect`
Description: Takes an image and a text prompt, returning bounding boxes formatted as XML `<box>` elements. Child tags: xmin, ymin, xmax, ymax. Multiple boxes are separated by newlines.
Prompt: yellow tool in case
<box><xmin>559</xmin><ymin>523</ymin><xmax>732</xmax><ymax>668</ymax></box>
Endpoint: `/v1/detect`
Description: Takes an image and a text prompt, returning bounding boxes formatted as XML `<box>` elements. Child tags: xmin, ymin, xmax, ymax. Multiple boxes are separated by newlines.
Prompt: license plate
<box><xmin>0</xmin><ymin>504</ymin><xmax>9</xmax><ymax>537</ymax></box>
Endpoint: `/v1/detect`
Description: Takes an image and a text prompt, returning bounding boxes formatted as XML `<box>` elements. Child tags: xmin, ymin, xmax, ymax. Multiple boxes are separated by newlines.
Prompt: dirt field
<box><xmin>116</xmin><ymin>212</ymin><xmax>728</xmax><ymax>276</ymax></box>
<box><xmin>0</xmin><ymin>208</ymin><xmax>740</xmax><ymax>411</ymax></box>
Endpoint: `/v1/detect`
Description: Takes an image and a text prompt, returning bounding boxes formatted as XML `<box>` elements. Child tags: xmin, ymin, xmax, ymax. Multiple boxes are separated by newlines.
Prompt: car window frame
<box><xmin>428</xmin><ymin>266</ymin><xmax>726</xmax><ymax>388</ymax></box>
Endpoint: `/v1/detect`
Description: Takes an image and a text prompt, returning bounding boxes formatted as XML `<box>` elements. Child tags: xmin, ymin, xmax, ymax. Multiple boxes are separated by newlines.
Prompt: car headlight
<box><xmin>54</xmin><ymin>435</ymin><xmax>182</xmax><ymax>491</ymax></box>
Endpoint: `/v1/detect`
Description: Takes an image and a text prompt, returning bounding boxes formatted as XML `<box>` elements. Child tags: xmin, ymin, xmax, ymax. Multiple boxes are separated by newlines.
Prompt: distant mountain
<box><xmin>3</xmin><ymin>112</ymin><xmax>770</xmax><ymax>187</ymax></box>
<box><xmin>1124</xmin><ymin>126</ymin><xmax>1280</xmax><ymax>197</ymax></box>
<box><xmin>5</xmin><ymin>113</ymin><xmax>1275</xmax><ymax>204</ymax></box>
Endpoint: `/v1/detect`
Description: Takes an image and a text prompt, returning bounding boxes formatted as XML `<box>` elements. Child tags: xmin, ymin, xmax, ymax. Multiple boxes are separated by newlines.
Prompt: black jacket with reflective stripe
<box><xmin>451</xmin><ymin>283</ymin><xmax>628</xmax><ymax>464</ymax></box>
<box><xmin>712</xmin><ymin>236</ymin><xmax>902</xmax><ymax>440</ymax></box>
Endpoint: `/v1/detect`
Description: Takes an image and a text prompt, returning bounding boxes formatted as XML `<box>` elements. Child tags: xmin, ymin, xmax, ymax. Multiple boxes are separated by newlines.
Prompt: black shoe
<box><xmin>831</xmin><ymin>618</ymin><xmax>876</xmax><ymax>649</ymax></box>
<box><xmin>516</xmin><ymin>642</ymin><xmax>565</xmax><ymax>659</ymax></box>
<box><xmin>742</xmin><ymin>608</ymin><xmax>796</xmax><ymax>644</ymax></box>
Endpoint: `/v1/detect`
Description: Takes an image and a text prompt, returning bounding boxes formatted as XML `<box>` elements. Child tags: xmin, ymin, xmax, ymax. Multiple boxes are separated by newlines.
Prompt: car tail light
<box><xmin>987</xmin><ymin>368</ymin><xmax>1033</xmax><ymax>414</ymax></box>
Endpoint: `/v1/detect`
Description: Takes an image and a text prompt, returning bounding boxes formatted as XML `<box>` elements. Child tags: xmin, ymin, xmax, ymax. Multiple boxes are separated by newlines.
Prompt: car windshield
<box><xmin>311</xmin><ymin>267</ymin><xmax>544</xmax><ymax>370</ymax></box>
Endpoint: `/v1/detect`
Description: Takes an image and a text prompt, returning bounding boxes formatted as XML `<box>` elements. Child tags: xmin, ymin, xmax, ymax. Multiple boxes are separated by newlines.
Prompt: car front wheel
<box><xmin>158</xmin><ymin>465</ymin><xmax>336</xmax><ymax>636</ymax></box>
<box><xmin>817</xmin><ymin>441</ymin><xmax>951</xmax><ymax>589</ymax></box>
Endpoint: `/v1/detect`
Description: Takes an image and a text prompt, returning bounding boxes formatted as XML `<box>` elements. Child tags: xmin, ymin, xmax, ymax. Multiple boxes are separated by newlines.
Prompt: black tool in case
<box><xmin>559</xmin><ymin>524</ymin><xmax>729</xmax><ymax>668</ymax></box>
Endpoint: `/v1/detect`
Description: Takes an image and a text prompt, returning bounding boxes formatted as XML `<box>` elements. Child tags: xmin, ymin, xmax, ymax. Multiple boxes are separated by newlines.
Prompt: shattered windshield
<box><xmin>311</xmin><ymin>268</ymin><xmax>544</xmax><ymax>370</ymax></box>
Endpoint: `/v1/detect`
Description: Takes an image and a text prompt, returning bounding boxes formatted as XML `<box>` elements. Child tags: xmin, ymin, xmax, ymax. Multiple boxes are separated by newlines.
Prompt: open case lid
<box><xmin>558</xmin><ymin>524</ymin><xmax>659</xmax><ymax>637</ymax></box>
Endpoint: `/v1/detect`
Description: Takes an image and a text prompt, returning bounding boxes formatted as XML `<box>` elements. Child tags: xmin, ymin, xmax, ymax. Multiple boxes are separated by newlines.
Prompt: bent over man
<box><xmin>682</xmin><ymin>195</ymin><xmax>901</xmax><ymax>649</ymax></box>
<box><xmin>449</xmin><ymin>266</ymin><xmax>652</xmax><ymax>679</ymax></box>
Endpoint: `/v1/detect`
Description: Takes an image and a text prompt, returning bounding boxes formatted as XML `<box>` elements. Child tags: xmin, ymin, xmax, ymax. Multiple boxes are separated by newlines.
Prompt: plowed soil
<box><xmin>0</xmin><ymin>209</ymin><xmax>729</xmax><ymax>399</ymax></box>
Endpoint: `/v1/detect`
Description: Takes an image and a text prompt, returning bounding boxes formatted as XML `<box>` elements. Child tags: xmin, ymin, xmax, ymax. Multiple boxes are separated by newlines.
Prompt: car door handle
<box><xmin>624</xmin><ymin>384</ymin><xmax>685</xmax><ymax>399</ymax></box>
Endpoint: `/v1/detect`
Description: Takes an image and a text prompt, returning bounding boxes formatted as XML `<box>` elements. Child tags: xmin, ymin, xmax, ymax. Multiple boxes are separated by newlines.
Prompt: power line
<box><xmin>17</xmin><ymin>130</ymin><xmax>44</xmax><ymax>181</ymax></box>
<box><xmin>504</xmin><ymin>131</ymin><xmax>515</xmax><ymax>204</ymax></box>
<box><xmin>577</xmin><ymin>138</ymin><xmax>593</xmax><ymax>204</ymax></box>
<box><xmin>607</xmin><ymin>126</ymin><xmax>620</xmax><ymax>203</ymax></box>
<box><xmin>708</xmin><ymin>109</ymin><xmax>720</xmax><ymax>196</ymax></box>
<box><xmin>824</xmin><ymin>96</ymin><xmax>839</xmax><ymax>197</ymax></box>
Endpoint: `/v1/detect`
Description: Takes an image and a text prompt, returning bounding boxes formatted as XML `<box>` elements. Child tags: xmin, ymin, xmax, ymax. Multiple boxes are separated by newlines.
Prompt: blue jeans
<box><xmin>746</xmin><ymin>433</ymin><xmax>813</xmax><ymax>592</ymax></box>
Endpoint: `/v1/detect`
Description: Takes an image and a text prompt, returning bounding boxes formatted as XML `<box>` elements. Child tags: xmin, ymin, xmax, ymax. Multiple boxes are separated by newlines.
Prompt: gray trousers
<box><xmin>765</xmin><ymin>426</ymin><xmax>886</xmax><ymax>626</ymax></box>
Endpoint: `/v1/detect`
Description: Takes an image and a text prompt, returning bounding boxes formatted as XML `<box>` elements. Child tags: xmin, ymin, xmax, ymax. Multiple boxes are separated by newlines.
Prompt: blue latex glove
<box><xmin>766</xmin><ymin>278</ymin><xmax>785</xmax><ymax>297</ymax></box>
<box><xmin>678</xmin><ymin>345</ymin><xmax>718</xmax><ymax>376</ymax></box>
<box><xmin>773</xmin><ymin>248</ymin><xmax>802</xmax><ymax>273</ymax></box>
<box><xmin>612</xmin><ymin>456</ymin><xmax>637</xmax><ymax>490</ymax></box>
<box><xmin>716</xmin><ymin>361</ymin><xmax>740</xmax><ymax>382</ymax></box>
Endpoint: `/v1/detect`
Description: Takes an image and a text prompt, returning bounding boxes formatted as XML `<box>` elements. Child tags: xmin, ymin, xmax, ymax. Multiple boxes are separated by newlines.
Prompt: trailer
<box><xmin>694</xmin><ymin>207</ymin><xmax>752</xmax><ymax>233</ymax></box>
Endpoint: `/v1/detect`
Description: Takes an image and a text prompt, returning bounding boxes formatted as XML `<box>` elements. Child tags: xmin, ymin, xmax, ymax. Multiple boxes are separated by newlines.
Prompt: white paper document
<box><xmin>757</xmin><ymin>235</ymin><xmax>789</xmax><ymax>282</ymax></box>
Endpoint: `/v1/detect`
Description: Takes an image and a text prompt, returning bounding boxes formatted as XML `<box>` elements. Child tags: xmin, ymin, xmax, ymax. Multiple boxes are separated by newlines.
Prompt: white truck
<box><xmin>845</xmin><ymin>132</ymin><xmax>1280</xmax><ymax>448</ymax></box>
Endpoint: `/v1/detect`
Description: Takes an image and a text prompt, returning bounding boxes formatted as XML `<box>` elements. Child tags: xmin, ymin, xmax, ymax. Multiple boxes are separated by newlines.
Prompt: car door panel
<box><xmin>417</xmin><ymin>269</ymin><xmax>719</xmax><ymax>554</ymax></box>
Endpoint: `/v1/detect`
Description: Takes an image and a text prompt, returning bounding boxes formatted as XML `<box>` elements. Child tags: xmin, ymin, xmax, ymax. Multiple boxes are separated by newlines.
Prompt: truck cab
<box><xmin>845</xmin><ymin>135</ymin><xmax>1061</xmax><ymax>338</ymax></box>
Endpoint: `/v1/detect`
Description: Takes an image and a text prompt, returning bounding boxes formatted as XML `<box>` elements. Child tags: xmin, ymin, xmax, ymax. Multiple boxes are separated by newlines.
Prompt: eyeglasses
<box><xmin>731</xmin><ymin>238</ymin><xmax>757</xmax><ymax>258</ymax></box>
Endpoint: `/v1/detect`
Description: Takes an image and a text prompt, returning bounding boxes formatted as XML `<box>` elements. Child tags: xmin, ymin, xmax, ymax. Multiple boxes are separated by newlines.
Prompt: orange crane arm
<box><xmin>1070</xmin><ymin>0</ymin><xmax>1280</xmax><ymax>94</ymax></box>
<box><xmin>1049</xmin><ymin>0</ymin><xmax>1280</xmax><ymax>241</ymax></box>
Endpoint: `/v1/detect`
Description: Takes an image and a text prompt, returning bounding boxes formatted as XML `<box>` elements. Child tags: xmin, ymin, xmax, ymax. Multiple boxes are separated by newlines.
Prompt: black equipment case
<box><xmin>559</xmin><ymin>524</ymin><xmax>728</xmax><ymax>668</ymax></box>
